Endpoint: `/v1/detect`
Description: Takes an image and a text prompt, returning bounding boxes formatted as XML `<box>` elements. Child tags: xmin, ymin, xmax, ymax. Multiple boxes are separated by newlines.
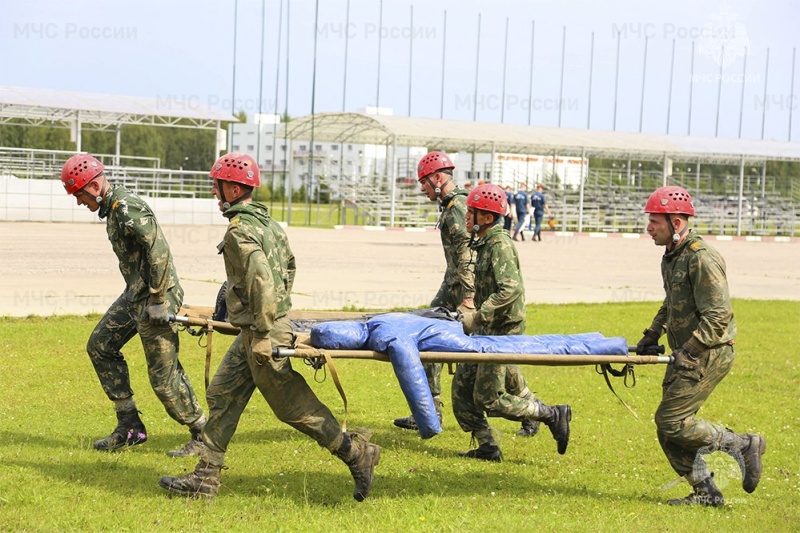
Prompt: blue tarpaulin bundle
<box><xmin>310</xmin><ymin>313</ymin><xmax>628</xmax><ymax>439</ymax></box>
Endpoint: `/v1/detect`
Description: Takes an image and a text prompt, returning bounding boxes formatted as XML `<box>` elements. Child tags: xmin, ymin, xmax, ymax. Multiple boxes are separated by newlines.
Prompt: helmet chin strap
<box><xmin>95</xmin><ymin>176</ymin><xmax>108</xmax><ymax>203</ymax></box>
<box><xmin>435</xmin><ymin>176</ymin><xmax>452</xmax><ymax>200</ymax></box>
<box><xmin>665</xmin><ymin>214</ymin><xmax>687</xmax><ymax>245</ymax></box>
<box><xmin>218</xmin><ymin>181</ymin><xmax>252</xmax><ymax>211</ymax></box>
<box><xmin>468</xmin><ymin>209</ymin><xmax>485</xmax><ymax>249</ymax></box>
<box><xmin>423</xmin><ymin>173</ymin><xmax>453</xmax><ymax>205</ymax></box>
<box><xmin>217</xmin><ymin>182</ymin><xmax>230</xmax><ymax>210</ymax></box>
<box><xmin>471</xmin><ymin>210</ymin><xmax>481</xmax><ymax>234</ymax></box>
<box><xmin>94</xmin><ymin>176</ymin><xmax>112</xmax><ymax>217</ymax></box>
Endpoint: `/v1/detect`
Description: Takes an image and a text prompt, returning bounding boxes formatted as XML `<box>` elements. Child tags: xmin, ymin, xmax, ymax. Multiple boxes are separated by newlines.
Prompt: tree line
<box><xmin>0</xmin><ymin>120</ymin><xmax>220</xmax><ymax>171</ymax></box>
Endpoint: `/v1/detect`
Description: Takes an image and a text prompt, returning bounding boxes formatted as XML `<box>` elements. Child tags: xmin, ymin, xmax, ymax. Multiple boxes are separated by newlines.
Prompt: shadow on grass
<box><xmin>0</xmin><ymin>428</ymin><xmax>670</xmax><ymax>506</ymax></box>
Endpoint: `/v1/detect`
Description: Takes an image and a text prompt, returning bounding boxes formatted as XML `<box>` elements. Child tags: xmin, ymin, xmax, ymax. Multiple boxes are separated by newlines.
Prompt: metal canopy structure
<box><xmin>286</xmin><ymin>112</ymin><xmax>800</xmax><ymax>231</ymax></box>
<box><xmin>285</xmin><ymin>112</ymin><xmax>800</xmax><ymax>164</ymax></box>
<box><xmin>0</xmin><ymin>85</ymin><xmax>237</xmax><ymax>156</ymax></box>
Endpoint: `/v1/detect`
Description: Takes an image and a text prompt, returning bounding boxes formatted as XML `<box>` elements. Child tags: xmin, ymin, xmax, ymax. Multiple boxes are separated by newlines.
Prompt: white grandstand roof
<box><xmin>0</xmin><ymin>85</ymin><xmax>237</xmax><ymax>129</ymax></box>
<box><xmin>285</xmin><ymin>112</ymin><xmax>800</xmax><ymax>163</ymax></box>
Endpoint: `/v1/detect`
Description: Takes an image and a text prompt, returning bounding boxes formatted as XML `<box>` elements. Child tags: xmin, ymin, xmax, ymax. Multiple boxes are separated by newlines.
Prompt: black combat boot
<box><xmin>517</xmin><ymin>419</ymin><xmax>541</xmax><ymax>437</ymax></box>
<box><xmin>458</xmin><ymin>442</ymin><xmax>503</xmax><ymax>462</ymax></box>
<box><xmin>159</xmin><ymin>460</ymin><xmax>222</xmax><ymax>497</ymax></box>
<box><xmin>393</xmin><ymin>414</ymin><xmax>418</xmax><ymax>431</ymax></box>
<box><xmin>393</xmin><ymin>396</ymin><xmax>443</xmax><ymax>431</ymax></box>
<box><xmin>93</xmin><ymin>408</ymin><xmax>147</xmax><ymax>451</ymax></box>
<box><xmin>539</xmin><ymin>403</ymin><xmax>572</xmax><ymax>455</ymax></box>
<box><xmin>720</xmin><ymin>431</ymin><xmax>767</xmax><ymax>493</ymax></box>
<box><xmin>166</xmin><ymin>427</ymin><xmax>205</xmax><ymax>458</ymax></box>
<box><xmin>668</xmin><ymin>474</ymin><xmax>725</xmax><ymax>507</ymax></box>
<box><xmin>334</xmin><ymin>430</ymin><xmax>381</xmax><ymax>502</ymax></box>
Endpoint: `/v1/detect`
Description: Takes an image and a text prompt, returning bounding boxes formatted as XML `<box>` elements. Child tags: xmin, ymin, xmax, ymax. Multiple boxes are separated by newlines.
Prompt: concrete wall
<box><xmin>0</xmin><ymin>175</ymin><xmax>227</xmax><ymax>225</ymax></box>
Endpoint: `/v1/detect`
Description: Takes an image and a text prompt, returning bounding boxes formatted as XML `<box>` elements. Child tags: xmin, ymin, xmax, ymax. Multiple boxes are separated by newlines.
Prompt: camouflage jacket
<box><xmin>470</xmin><ymin>224</ymin><xmax>526</xmax><ymax>335</ymax></box>
<box><xmin>100</xmin><ymin>184</ymin><xmax>179</xmax><ymax>304</ymax></box>
<box><xmin>437</xmin><ymin>188</ymin><xmax>474</xmax><ymax>299</ymax></box>
<box><xmin>218</xmin><ymin>201</ymin><xmax>295</xmax><ymax>336</ymax></box>
<box><xmin>649</xmin><ymin>231</ymin><xmax>737</xmax><ymax>353</ymax></box>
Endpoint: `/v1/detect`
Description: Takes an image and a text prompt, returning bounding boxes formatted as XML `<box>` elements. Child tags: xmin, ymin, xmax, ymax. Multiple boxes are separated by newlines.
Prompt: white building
<box><xmin>230</xmin><ymin>108</ymin><xmax>426</xmax><ymax>196</ymax></box>
<box><xmin>229</xmin><ymin>109</ymin><xmax>587</xmax><ymax>195</ymax></box>
<box><xmin>450</xmin><ymin>151</ymin><xmax>589</xmax><ymax>189</ymax></box>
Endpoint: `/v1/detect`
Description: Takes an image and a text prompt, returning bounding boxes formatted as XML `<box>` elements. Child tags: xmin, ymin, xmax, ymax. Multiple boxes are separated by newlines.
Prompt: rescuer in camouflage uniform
<box><xmin>452</xmin><ymin>183</ymin><xmax>572</xmax><ymax>462</ymax></box>
<box><xmin>159</xmin><ymin>153</ymin><xmax>380</xmax><ymax>501</ymax></box>
<box><xmin>393</xmin><ymin>152</ymin><xmax>539</xmax><ymax>438</ymax></box>
<box><xmin>60</xmin><ymin>154</ymin><xmax>206</xmax><ymax>457</ymax></box>
<box><xmin>637</xmin><ymin>186</ymin><xmax>766</xmax><ymax>507</ymax></box>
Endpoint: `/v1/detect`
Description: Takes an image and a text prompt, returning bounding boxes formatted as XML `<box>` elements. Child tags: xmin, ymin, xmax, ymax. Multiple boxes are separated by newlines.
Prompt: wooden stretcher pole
<box><xmin>276</xmin><ymin>347</ymin><xmax>672</xmax><ymax>366</ymax></box>
<box><xmin>169</xmin><ymin>314</ymin><xmax>672</xmax><ymax>366</ymax></box>
<box><xmin>170</xmin><ymin>314</ymin><xmax>241</xmax><ymax>336</ymax></box>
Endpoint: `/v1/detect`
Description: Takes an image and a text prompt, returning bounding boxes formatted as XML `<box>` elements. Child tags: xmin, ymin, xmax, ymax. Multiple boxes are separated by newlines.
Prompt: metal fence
<box><xmin>545</xmin><ymin>169</ymin><xmax>799</xmax><ymax>236</ymax></box>
<box><xmin>1</xmin><ymin>146</ymin><xmax>797</xmax><ymax>235</ymax></box>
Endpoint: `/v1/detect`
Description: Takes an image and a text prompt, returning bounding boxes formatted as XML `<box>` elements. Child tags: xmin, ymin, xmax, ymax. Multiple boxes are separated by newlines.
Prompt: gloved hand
<box><xmin>672</xmin><ymin>347</ymin><xmax>700</xmax><ymax>371</ymax></box>
<box><xmin>251</xmin><ymin>335</ymin><xmax>273</xmax><ymax>366</ymax></box>
<box><xmin>145</xmin><ymin>301</ymin><xmax>170</xmax><ymax>325</ymax></box>
<box><xmin>456</xmin><ymin>298</ymin><xmax>476</xmax><ymax>316</ymax></box>
<box><xmin>460</xmin><ymin>312</ymin><xmax>478</xmax><ymax>335</ymax></box>
<box><xmin>636</xmin><ymin>328</ymin><xmax>660</xmax><ymax>355</ymax></box>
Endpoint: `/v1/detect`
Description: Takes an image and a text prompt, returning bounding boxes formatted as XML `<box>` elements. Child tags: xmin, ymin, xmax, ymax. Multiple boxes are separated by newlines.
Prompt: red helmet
<box><xmin>466</xmin><ymin>183</ymin><xmax>507</xmax><ymax>216</ymax></box>
<box><xmin>644</xmin><ymin>186</ymin><xmax>695</xmax><ymax>216</ymax></box>
<box><xmin>209</xmin><ymin>152</ymin><xmax>260</xmax><ymax>187</ymax></box>
<box><xmin>61</xmin><ymin>154</ymin><xmax>104</xmax><ymax>195</ymax></box>
<box><xmin>417</xmin><ymin>151</ymin><xmax>454</xmax><ymax>181</ymax></box>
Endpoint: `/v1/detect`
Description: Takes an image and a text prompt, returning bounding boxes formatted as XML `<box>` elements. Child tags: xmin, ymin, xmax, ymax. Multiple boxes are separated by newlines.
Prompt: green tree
<box><xmin>22</xmin><ymin>124</ymin><xmax>72</xmax><ymax>150</ymax></box>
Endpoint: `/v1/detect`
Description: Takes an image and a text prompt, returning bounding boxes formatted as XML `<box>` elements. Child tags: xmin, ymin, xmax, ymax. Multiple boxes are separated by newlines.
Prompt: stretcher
<box><xmin>172</xmin><ymin>306</ymin><xmax>670</xmax><ymax>437</ymax></box>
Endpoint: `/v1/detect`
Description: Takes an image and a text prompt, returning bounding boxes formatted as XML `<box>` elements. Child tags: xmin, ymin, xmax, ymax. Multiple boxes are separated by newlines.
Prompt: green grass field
<box><xmin>1</xmin><ymin>300</ymin><xmax>798</xmax><ymax>532</ymax></box>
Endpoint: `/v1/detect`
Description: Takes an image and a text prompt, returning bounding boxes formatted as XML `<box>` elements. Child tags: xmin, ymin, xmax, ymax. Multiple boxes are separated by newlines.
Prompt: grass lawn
<box><xmin>0</xmin><ymin>300</ymin><xmax>797</xmax><ymax>531</ymax></box>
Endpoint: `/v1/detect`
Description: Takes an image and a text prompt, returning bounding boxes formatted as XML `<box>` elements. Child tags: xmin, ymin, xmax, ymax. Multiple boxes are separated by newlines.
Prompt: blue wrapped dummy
<box><xmin>309</xmin><ymin>313</ymin><xmax>628</xmax><ymax>439</ymax></box>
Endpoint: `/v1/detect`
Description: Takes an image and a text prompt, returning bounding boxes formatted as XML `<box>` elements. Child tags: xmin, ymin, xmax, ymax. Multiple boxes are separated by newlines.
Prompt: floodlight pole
<box><xmin>578</xmin><ymin>147</ymin><xmax>586</xmax><ymax>233</ymax></box>
<box><xmin>558</xmin><ymin>25</ymin><xmax>566</xmax><ymax>127</ymax></box>
<box><xmin>612</xmin><ymin>29</ymin><xmax>620</xmax><ymax>131</ymax></box>
<box><xmin>587</xmin><ymin>31</ymin><xmax>594</xmax><ymax>130</ymax></box>
<box><xmin>789</xmin><ymin>47</ymin><xmax>796</xmax><ymax>141</ymax></box>
<box><xmin>115</xmin><ymin>124</ymin><xmax>122</xmax><ymax>166</ymax></box>
<box><xmin>639</xmin><ymin>36</ymin><xmax>648</xmax><ymax>133</ymax></box>
<box><xmin>389</xmin><ymin>135</ymin><xmax>397</xmax><ymax>226</ymax></box>
<box><xmin>75</xmin><ymin>112</ymin><xmax>82</xmax><ymax>153</ymax></box>
<box><xmin>761</xmin><ymin>48</ymin><xmax>770</xmax><ymax>140</ymax></box>
<box><xmin>737</xmin><ymin>156</ymin><xmax>745</xmax><ymax>236</ymax></box>
<box><xmin>229</xmin><ymin>0</ymin><xmax>238</xmax><ymax>154</ymax></box>
<box><xmin>688</xmin><ymin>41</ymin><xmax>695</xmax><ymax>135</ymax></box>
<box><xmin>738</xmin><ymin>47</ymin><xmax>748</xmax><ymax>138</ymax></box>
<box><xmin>439</xmin><ymin>10</ymin><xmax>447</xmax><ymax>119</ymax></box>
<box><xmin>715</xmin><ymin>45</ymin><xmax>724</xmax><ymax>137</ymax></box>
<box><xmin>501</xmin><ymin>17</ymin><xmax>509</xmax><ymax>124</ymax></box>
<box><xmin>666</xmin><ymin>39</ymin><xmax>675</xmax><ymax>134</ymax></box>
<box><xmin>257</xmin><ymin>0</ymin><xmax>268</xmax><ymax>166</ymax></box>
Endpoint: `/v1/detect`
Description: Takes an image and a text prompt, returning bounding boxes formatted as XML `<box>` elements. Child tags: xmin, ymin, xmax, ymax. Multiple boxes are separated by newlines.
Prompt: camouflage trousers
<box><xmin>426</xmin><ymin>361</ymin><xmax>530</xmax><ymax>406</ymax></box>
<box><xmin>451</xmin><ymin>362</ymin><xmax>541</xmax><ymax>446</ymax></box>
<box><xmin>425</xmin><ymin>284</ymin><xmax>464</xmax><ymax>396</ymax></box>
<box><xmin>201</xmin><ymin>317</ymin><xmax>343</xmax><ymax>462</ymax></box>
<box><xmin>87</xmin><ymin>291</ymin><xmax>204</xmax><ymax>426</ymax></box>
<box><xmin>430</xmin><ymin>280</ymin><xmax>463</xmax><ymax>314</ymax></box>
<box><xmin>428</xmin><ymin>287</ymin><xmax>528</xmax><ymax>405</ymax></box>
<box><xmin>655</xmin><ymin>344</ymin><xmax>735</xmax><ymax>484</ymax></box>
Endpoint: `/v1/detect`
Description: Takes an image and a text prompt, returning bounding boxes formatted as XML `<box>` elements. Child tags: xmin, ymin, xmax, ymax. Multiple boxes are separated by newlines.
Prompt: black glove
<box><xmin>672</xmin><ymin>347</ymin><xmax>700</xmax><ymax>371</ymax></box>
<box><xmin>145</xmin><ymin>302</ymin><xmax>170</xmax><ymax>325</ymax></box>
<box><xmin>636</xmin><ymin>328</ymin><xmax>660</xmax><ymax>355</ymax></box>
